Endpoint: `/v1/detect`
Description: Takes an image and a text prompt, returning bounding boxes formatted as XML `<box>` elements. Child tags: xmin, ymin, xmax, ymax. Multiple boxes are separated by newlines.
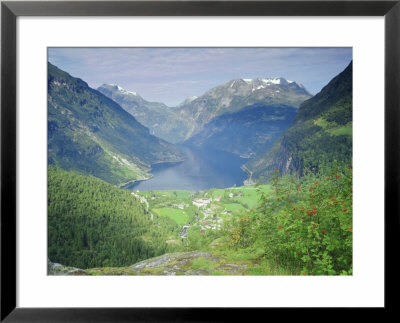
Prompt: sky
<box><xmin>48</xmin><ymin>48</ymin><xmax>352</xmax><ymax>107</ymax></box>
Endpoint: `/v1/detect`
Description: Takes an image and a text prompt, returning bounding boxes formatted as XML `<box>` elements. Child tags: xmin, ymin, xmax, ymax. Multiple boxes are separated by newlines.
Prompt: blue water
<box><xmin>124</xmin><ymin>146</ymin><xmax>248</xmax><ymax>191</ymax></box>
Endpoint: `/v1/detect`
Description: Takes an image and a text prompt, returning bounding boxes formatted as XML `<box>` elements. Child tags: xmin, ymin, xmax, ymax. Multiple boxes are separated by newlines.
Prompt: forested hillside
<box><xmin>48</xmin><ymin>166</ymin><xmax>181</xmax><ymax>269</ymax></box>
<box><xmin>246</xmin><ymin>62</ymin><xmax>352</xmax><ymax>183</ymax></box>
<box><xmin>48</xmin><ymin>63</ymin><xmax>183</xmax><ymax>186</ymax></box>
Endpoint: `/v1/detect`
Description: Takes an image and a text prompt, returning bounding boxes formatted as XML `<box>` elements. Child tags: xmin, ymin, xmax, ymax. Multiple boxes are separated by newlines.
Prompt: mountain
<box><xmin>185</xmin><ymin>103</ymin><xmax>298</xmax><ymax>158</ymax></box>
<box><xmin>176</xmin><ymin>77</ymin><xmax>312</xmax><ymax>139</ymax></box>
<box><xmin>178</xmin><ymin>96</ymin><xmax>198</xmax><ymax>107</ymax></box>
<box><xmin>48</xmin><ymin>63</ymin><xmax>183</xmax><ymax>186</ymax></box>
<box><xmin>98</xmin><ymin>78</ymin><xmax>311</xmax><ymax>145</ymax></box>
<box><xmin>97</xmin><ymin>84</ymin><xmax>190</xmax><ymax>144</ymax></box>
<box><xmin>245</xmin><ymin>62</ymin><xmax>353</xmax><ymax>183</ymax></box>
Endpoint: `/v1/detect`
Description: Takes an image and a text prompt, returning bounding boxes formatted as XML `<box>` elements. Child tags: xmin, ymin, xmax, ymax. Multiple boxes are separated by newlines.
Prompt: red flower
<box><xmin>348</xmin><ymin>227</ymin><xmax>353</xmax><ymax>231</ymax></box>
<box><xmin>303</xmin><ymin>272</ymin><xmax>307</xmax><ymax>276</ymax></box>
<box><xmin>301</xmin><ymin>216</ymin><xmax>305</xmax><ymax>220</ymax></box>
<box><xmin>311</xmin><ymin>209</ymin><xmax>317</xmax><ymax>214</ymax></box>
<box><xmin>279</xmin><ymin>226</ymin><xmax>283</xmax><ymax>230</ymax></box>
<box><xmin>274</xmin><ymin>169</ymin><xmax>279</xmax><ymax>173</ymax></box>
<box><xmin>331</xmin><ymin>197</ymin><xmax>336</xmax><ymax>201</ymax></box>
<box><xmin>322</xmin><ymin>230</ymin><xmax>326</xmax><ymax>234</ymax></box>
<box><xmin>343</xmin><ymin>209</ymin><xmax>348</xmax><ymax>212</ymax></box>
<box><xmin>307</xmin><ymin>211</ymin><xmax>311</xmax><ymax>216</ymax></box>
<box><xmin>336</xmin><ymin>175</ymin><xmax>341</xmax><ymax>180</ymax></box>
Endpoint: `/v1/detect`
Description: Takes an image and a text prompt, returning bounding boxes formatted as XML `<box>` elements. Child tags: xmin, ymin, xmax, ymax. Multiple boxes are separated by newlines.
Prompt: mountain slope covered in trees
<box><xmin>48</xmin><ymin>63</ymin><xmax>183</xmax><ymax>185</ymax></box>
<box><xmin>246</xmin><ymin>62</ymin><xmax>353</xmax><ymax>183</ymax></box>
<box><xmin>48</xmin><ymin>166</ymin><xmax>182</xmax><ymax>269</ymax></box>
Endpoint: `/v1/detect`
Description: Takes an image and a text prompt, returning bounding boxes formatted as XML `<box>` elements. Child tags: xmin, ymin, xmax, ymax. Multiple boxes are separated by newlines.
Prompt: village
<box><xmin>135</xmin><ymin>185</ymin><xmax>272</xmax><ymax>241</ymax></box>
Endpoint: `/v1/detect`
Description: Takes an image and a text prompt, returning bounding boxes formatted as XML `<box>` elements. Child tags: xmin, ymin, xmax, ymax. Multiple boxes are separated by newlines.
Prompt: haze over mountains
<box><xmin>48</xmin><ymin>62</ymin><xmax>183</xmax><ymax>186</ymax></box>
<box><xmin>49</xmin><ymin>61</ymin><xmax>351</xmax><ymax>186</ymax></box>
<box><xmin>98</xmin><ymin>77</ymin><xmax>311</xmax><ymax>152</ymax></box>
<box><xmin>97</xmin><ymin>84</ymin><xmax>191</xmax><ymax>144</ymax></box>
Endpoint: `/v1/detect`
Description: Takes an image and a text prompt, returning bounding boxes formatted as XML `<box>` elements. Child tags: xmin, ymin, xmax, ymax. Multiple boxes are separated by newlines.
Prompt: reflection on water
<box><xmin>124</xmin><ymin>146</ymin><xmax>248</xmax><ymax>191</ymax></box>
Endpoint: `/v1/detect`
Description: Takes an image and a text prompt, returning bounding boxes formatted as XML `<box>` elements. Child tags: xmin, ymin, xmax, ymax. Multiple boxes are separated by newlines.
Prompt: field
<box><xmin>137</xmin><ymin>184</ymin><xmax>272</xmax><ymax>233</ymax></box>
<box><xmin>152</xmin><ymin>207</ymin><xmax>189</xmax><ymax>226</ymax></box>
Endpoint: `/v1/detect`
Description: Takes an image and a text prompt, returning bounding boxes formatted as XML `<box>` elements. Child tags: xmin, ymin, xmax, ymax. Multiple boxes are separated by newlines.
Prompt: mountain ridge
<box><xmin>99</xmin><ymin>77</ymin><xmax>312</xmax><ymax>144</ymax></box>
<box><xmin>245</xmin><ymin>61</ymin><xmax>353</xmax><ymax>182</ymax></box>
<box><xmin>175</xmin><ymin>76</ymin><xmax>312</xmax><ymax>139</ymax></box>
<box><xmin>48</xmin><ymin>62</ymin><xmax>183</xmax><ymax>186</ymax></box>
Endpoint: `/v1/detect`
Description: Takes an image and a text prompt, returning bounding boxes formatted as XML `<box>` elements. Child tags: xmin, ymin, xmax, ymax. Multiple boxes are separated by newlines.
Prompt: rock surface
<box><xmin>48</xmin><ymin>252</ymin><xmax>249</xmax><ymax>276</ymax></box>
<box><xmin>128</xmin><ymin>251</ymin><xmax>247</xmax><ymax>275</ymax></box>
<box><xmin>48</xmin><ymin>259</ymin><xmax>90</xmax><ymax>276</ymax></box>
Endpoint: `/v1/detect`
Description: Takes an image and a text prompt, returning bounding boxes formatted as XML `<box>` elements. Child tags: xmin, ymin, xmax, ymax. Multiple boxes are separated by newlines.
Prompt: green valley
<box><xmin>49</xmin><ymin>163</ymin><xmax>352</xmax><ymax>276</ymax></box>
<box><xmin>47</xmin><ymin>50</ymin><xmax>353</xmax><ymax>276</ymax></box>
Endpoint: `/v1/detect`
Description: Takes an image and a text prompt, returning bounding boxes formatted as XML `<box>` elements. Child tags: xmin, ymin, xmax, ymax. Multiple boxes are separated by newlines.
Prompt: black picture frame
<box><xmin>1</xmin><ymin>1</ymin><xmax>399</xmax><ymax>321</ymax></box>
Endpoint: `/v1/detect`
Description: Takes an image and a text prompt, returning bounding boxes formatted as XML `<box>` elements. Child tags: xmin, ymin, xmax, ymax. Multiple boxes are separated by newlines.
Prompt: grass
<box><xmin>191</xmin><ymin>258</ymin><xmax>215</xmax><ymax>271</ymax></box>
<box><xmin>314</xmin><ymin>118</ymin><xmax>352</xmax><ymax>137</ymax></box>
<box><xmin>314</xmin><ymin>117</ymin><xmax>329</xmax><ymax>128</ymax></box>
<box><xmin>223</xmin><ymin>203</ymin><xmax>246</xmax><ymax>212</ymax></box>
<box><xmin>152</xmin><ymin>207</ymin><xmax>189</xmax><ymax>225</ymax></box>
<box><xmin>327</xmin><ymin>124</ymin><xmax>352</xmax><ymax>136</ymax></box>
<box><xmin>246</xmin><ymin>259</ymin><xmax>293</xmax><ymax>275</ymax></box>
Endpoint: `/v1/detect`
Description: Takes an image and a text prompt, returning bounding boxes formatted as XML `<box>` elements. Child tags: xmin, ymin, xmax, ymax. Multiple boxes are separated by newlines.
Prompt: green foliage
<box><xmin>48</xmin><ymin>166</ymin><xmax>181</xmax><ymax>269</ymax></box>
<box><xmin>246</xmin><ymin>61</ymin><xmax>352</xmax><ymax>183</ymax></box>
<box><xmin>224</xmin><ymin>166</ymin><xmax>353</xmax><ymax>275</ymax></box>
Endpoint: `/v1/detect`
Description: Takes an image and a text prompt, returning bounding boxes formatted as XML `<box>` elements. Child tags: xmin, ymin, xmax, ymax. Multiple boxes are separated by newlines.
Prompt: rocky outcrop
<box><xmin>48</xmin><ymin>252</ymin><xmax>249</xmax><ymax>276</ymax></box>
<box><xmin>129</xmin><ymin>251</ymin><xmax>247</xmax><ymax>275</ymax></box>
<box><xmin>47</xmin><ymin>259</ymin><xmax>90</xmax><ymax>276</ymax></box>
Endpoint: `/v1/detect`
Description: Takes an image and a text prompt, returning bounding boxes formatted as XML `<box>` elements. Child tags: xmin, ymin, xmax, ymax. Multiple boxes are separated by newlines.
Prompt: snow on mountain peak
<box><xmin>108</xmin><ymin>84</ymin><xmax>138</xmax><ymax>96</ymax></box>
<box><xmin>261</xmin><ymin>78</ymin><xmax>281</xmax><ymax>85</ymax></box>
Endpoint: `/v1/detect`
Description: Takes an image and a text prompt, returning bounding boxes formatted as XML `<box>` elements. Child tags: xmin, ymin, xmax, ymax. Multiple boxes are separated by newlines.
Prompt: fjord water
<box><xmin>124</xmin><ymin>146</ymin><xmax>248</xmax><ymax>191</ymax></box>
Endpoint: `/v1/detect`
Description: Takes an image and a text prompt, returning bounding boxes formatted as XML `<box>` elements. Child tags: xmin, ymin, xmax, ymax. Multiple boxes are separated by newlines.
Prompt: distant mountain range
<box><xmin>185</xmin><ymin>103</ymin><xmax>298</xmax><ymax>158</ymax></box>
<box><xmin>99</xmin><ymin>77</ymin><xmax>312</xmax><ymax>157</ymax></box>
<box><xmin>245</xmin><ymin>61</ymin><xmax>353</xmax><ymax>182</ymax></box>
<box><xmin>48</xmin><ymin>62</ymin><xmax>183</xmax><ymax>186</ymax></box>
<box><xmin>175</xmin><ymin>77</ymin><xmax>312</xmax><ymax>140</ymax></box>
<box><xmin>97</xmin><ymin>84</ymin><xmax>191</xmax><ymax>144</ymax></box>
<box><xmin>49</xmin><ymin>61</ymin><xmax>352</xmax><ymax>186</ymax></box>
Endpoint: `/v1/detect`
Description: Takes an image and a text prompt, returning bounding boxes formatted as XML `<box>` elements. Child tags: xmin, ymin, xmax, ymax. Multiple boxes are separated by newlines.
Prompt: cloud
<box><xmin>48</xmin><ymin>47</ymin><xmax>352</xmax><ymax>106</ymax></box>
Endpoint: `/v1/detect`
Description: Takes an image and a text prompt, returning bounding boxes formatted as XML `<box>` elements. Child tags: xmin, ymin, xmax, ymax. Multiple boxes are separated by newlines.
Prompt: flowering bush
<box><xmin>228</xmin><ymin>165</ymin><xmax>352</xmax><ymax>275</ymax></box>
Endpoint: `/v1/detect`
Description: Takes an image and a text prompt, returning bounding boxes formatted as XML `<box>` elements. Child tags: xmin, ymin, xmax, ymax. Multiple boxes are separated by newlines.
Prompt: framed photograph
<box><xmin>1</xmin><ymin>0</ymin><xmax>399</xmax><ymax>321</ymax></box>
